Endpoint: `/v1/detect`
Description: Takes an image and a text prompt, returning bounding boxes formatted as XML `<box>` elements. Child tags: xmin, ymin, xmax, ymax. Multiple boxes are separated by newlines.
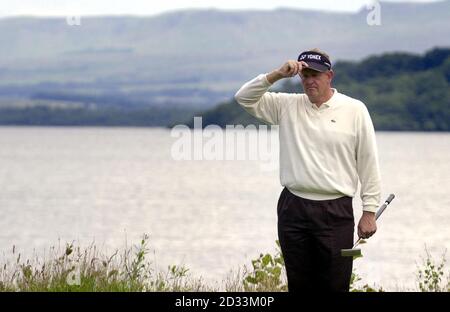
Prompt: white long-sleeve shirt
<box><xmin>234</xmin><ymin>74</ymin><xmax>381</xmax><ymax>212</ymax></box>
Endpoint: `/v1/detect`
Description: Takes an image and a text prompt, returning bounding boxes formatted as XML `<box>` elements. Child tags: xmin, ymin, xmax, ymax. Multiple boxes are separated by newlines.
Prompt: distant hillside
<box><xmin>1</xmin><ymin>1</ymin><xmax>450</xmax><ymax>126</ymax></box>
<box><xmin>1</xmin><ymin>1</ymin><xmax>450</xmax><ymax>110</ymax></box>
<box><xmin>181</xmin><ymin>47</ymin><xmax>450</xmax><ymax>131</ymax></box>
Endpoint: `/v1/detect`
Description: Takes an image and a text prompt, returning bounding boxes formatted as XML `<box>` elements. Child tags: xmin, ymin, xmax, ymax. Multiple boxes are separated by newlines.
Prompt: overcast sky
<box><xmin>0</xmin><ymin>0</ymin><xmax>442</xmax><ymax>17</ymax></box>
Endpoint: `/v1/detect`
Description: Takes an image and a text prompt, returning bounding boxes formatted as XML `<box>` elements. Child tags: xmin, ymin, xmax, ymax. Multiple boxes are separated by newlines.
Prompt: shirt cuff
<box><xmin>362</xmin><ymin>204</ymin><xmax>378</xmax><ymax>213</ymax></box>
<box><xmin>263</xmin><ymin>73</ymin><xmax>273</xmax><ymax>86</ymax></box>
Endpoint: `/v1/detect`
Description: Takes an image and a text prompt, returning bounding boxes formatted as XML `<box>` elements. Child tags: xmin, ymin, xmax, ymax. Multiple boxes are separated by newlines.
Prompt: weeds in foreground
<box><xmin>416</xmin><ymin>247</ymin><xmax>449</xmax><ymax>292</ymax></box>
<box><xmin>0</xmin><ymin>234</ymin><xmax>211</xmax><ymax>292</ymax></box>
<box><xmin>350</xmin><ymin>272</ymin><xmax>384</xmax><ymax>292</ymax></box>
<box><xmin>0</xmin><ymin>236</ymin><xmax>448</xmax><ymax>292</ymax></box>
<box><xmin>242</xmin><ymin>240</ymin><xmax>287</xmax><ymax>292</ymax></box>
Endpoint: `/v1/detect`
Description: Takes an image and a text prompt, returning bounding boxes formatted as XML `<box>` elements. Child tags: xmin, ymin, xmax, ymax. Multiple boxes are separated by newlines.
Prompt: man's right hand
<box><xmin>266</xmin><ymin>60</ymin><xmax>309</xmax><ymax>84</ymax></box>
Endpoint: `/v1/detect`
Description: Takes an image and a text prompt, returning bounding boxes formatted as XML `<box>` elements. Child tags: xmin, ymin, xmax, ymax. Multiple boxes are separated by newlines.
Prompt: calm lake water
<box><xmin>0</xmin><ymin>126</ymin><xmax>449</xmax><ymax>290</ymax></box>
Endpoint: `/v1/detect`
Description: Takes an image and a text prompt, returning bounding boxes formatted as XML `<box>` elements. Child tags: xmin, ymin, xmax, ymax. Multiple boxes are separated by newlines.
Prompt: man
<box><xmin>234</xmin><ymin>49</ymin><xmax>381</xmax><ymax>292</ymax></box>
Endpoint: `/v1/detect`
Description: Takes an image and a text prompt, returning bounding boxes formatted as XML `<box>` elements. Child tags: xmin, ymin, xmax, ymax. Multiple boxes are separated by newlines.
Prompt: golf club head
<box><xmin>341</xmin><ymin>248</ymin><xmax>362</xmax><ymax>259</ymax></box>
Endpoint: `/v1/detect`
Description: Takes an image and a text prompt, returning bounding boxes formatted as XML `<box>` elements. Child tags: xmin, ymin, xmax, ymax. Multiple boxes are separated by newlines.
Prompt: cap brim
<box><xmin>303</xmin><ymin>62</ymin><xmax>329</xmax><ymax>72</ymax></box>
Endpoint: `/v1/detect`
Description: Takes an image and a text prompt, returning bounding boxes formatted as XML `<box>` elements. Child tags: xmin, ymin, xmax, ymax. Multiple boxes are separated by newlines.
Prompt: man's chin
<box><xmin>306</xmin><ymin>91</ymin><xmax>322</xmax><ymax>102</ymax></box>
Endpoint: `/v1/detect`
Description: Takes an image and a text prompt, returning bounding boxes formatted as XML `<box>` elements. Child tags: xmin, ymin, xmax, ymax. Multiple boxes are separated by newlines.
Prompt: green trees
<box><xmin>194</xmin><ymin>47</ymin><xmax>450</xmax><ymax>131</ymax></box>
<box><xmin>2</xmin><ymin>47</ymin><xmax>449</xmax><ymax>130</ymax></box>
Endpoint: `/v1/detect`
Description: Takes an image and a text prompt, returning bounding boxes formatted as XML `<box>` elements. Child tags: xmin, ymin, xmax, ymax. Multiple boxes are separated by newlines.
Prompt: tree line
<box><xmin>184</xmin><ymin>47</ymin><xmax>450</xmax><ymax>131</ymax></box>
<box><xmin>1</xmin><ymin>47</ymin><xmax>449</xmax><ymax>130</ymax></box>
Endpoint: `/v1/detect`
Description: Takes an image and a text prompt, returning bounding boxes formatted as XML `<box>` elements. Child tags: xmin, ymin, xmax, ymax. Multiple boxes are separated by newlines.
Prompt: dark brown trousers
<box><xmin>277</xmin><ymin>187</ymin><xmax>354</xmax><ymax>292</ymax></box>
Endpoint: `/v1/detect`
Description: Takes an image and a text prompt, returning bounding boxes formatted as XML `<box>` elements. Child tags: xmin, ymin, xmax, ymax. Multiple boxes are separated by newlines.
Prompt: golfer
<box><xmin>234</xmin><ymin>49</ymin><xmax>381</xmax><ymax>292</ymax></box>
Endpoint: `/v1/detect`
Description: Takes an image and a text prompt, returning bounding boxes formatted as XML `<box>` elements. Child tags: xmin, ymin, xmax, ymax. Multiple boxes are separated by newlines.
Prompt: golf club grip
<box><xmin>375</xmin><ymin>194</ymin><xmax>395</xmax><ymax>220</ymax></box>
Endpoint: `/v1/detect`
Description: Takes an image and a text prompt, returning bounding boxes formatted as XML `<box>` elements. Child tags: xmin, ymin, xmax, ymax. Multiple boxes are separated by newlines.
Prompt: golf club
<box><xmin>341</xmin><ymin>193</ymin><xmax>395</xmax><ymax>258</ymax></box>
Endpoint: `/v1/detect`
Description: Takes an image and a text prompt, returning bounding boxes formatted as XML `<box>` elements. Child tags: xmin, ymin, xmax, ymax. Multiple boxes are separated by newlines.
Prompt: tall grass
<box><xmin>416</xmin><ymin>247</ymin><xmax>449</xmax><ymax>292</ymax></box>
<box><xmin>0</xmin><ymin>234</ymin><xmax>211</xmax><ymax>292</ymax></box>
<box><xmin>0</xmin><ymin>234</ymin><xmax>448</xmax><ymax>292</ymax></box>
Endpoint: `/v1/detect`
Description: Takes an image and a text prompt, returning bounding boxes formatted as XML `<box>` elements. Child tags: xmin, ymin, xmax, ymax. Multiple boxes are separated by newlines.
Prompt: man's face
<box><xmin>299</xmin><ymin>68</ymin><xmax>333</xmax><ymax>100</ymax></box>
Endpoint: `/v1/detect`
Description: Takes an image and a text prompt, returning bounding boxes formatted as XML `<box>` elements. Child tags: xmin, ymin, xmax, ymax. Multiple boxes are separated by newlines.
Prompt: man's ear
<box><xmin>327</xmin><ymin>70</ymin><xmax>334</xmax><ymax>81</ymax></box>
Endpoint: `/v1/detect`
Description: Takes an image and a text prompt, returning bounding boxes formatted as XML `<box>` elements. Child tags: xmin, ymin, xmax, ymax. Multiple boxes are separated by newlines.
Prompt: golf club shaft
<box><xmin>353</xmin><ymin>237</ymin><xmax>362</xmax><ymax>248</ymax></box>
<box><xmin>353</xmin><ymin>194</ymin><xmax>395</xmax><ymax>248</ymax></box>
<box><xmin>375</xmin><ymin>193</ymin><xmax>395</xmax><ymax>220</ymax></box>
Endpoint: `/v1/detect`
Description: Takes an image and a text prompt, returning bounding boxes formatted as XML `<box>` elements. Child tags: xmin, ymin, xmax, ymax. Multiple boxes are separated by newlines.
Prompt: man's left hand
<box><xmin>358</xmin><ymin>211</ymin><xmax>377</xmax><ymax>239</ymax></box>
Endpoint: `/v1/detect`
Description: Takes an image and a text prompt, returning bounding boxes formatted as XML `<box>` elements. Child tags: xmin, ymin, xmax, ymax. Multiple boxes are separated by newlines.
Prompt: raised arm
<box><xmin>234</xmin><ymin>60</ymin><xmax>308</xmax><ymax>125</ymax></box>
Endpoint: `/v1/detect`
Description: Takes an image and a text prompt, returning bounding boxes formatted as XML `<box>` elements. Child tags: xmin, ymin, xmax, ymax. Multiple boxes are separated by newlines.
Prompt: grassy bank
<box><xmin>0</xmin><ymin>234</ymin><xmax>448</xmax><ymax>292</ymax></box>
